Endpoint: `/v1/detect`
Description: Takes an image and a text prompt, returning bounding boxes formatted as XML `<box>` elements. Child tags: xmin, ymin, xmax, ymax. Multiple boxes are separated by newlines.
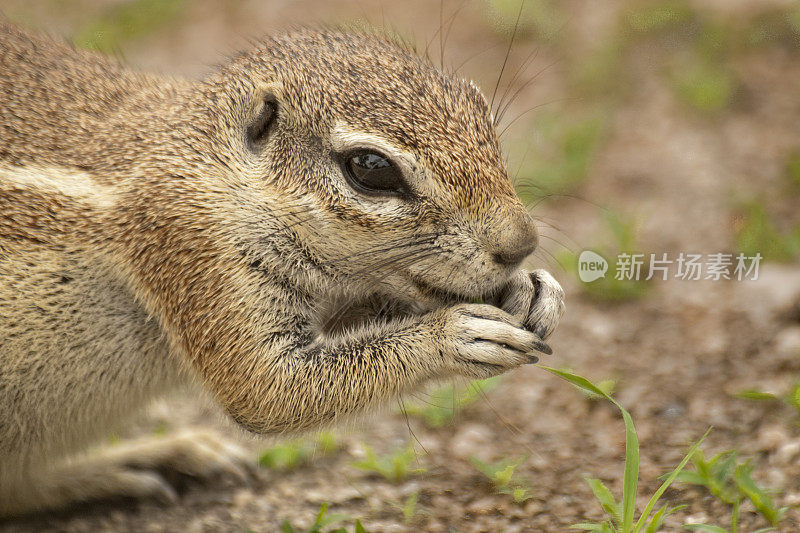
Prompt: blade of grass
<box><xmin>586</xmin><ymin>477</ymin><xmax>622</xmax><ymax>525</ymax></box>
<box><xmin>644</xmin><ymin>505</ymin><xmax>667</xmax><ymax>533</ymax></box>
<box><xmin>632</xmin><ymin>428</ymin><xmax>711</xmax><ymax>533</ymax></box>
<box><xmin>541</xmin><ymin>367</ymin><xmax>639</xmax><ymax>531</ymax></box>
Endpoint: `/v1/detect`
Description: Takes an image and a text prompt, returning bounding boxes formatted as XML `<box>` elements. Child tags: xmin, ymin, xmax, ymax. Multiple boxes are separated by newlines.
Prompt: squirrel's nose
<box><xmin>491</xmin><ymin>213</ymin><xmax>539</xmax><ymax>268</ymax></box>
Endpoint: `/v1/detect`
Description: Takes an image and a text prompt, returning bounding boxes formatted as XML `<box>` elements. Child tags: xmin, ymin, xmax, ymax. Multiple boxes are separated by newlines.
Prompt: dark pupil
<box><xmin>348</xmin><ymin>152</ymin><xmax>402</xmax><ymax>192</ymax></box>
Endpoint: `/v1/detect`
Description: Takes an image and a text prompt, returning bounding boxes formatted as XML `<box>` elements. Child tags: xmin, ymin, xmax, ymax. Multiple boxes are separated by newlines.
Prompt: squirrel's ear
<box><xmin>246</xmin><ymin>88</ymin><xmax>279</xmax><ymax>150</ymax></box>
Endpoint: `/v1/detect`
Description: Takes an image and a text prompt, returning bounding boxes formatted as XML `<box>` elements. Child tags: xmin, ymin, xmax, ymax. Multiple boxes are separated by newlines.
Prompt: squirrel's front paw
<box><xmin>434</xmin><ymin>303</ymin><xmax>552</xmax><ymax>378</ymax></box>
<box><xmin>494</xmin><ymin>269</ymin><xmax>565</xmax><ymax>340</ymax></box>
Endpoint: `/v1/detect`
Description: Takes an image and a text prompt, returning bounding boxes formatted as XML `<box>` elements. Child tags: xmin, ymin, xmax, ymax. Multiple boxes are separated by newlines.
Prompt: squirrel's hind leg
<box><xmin>0</xmin><ymin>429</ymin><xmax>255</xmax><ymax>518</ymax></box>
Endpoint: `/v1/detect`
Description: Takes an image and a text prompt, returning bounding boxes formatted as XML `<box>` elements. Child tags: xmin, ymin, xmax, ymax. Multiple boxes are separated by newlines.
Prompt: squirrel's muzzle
<box><xmin>491</xmin><ymin>212</ymin><xmax>539</xmax><ymax>269</ymax></box>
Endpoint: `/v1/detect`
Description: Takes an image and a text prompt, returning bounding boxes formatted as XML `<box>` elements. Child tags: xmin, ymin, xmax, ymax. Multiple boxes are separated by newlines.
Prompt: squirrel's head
<box><xmin>213</xmin><ymin>29</ymin><xmax>538</xmax><ymax>307</ymax></box>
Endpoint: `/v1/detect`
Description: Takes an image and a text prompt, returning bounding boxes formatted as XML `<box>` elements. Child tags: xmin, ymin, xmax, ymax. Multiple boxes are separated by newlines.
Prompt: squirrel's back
<box><xmin>0</xmin><ymin>22</ymin><xmax>186</xmax><ymax>171</ymax></box>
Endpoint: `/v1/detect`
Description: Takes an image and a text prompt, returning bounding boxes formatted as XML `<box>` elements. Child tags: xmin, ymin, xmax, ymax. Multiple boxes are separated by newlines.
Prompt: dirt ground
<box><xmin>3</xmin><ymin>0</ymin><xmax>800</xmax><ymax>531</ymax></box>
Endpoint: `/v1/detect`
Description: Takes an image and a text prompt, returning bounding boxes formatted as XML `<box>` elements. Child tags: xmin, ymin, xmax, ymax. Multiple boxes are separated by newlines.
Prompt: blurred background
<box><xmin>3</xmin><ymin>0</ymin><xmax>800</xmax><ymax>531</ymax></box>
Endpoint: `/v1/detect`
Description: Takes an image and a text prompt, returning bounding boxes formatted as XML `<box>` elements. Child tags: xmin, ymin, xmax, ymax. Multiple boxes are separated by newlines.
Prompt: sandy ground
<box><xmin>2</xmin><ymin>1</ymin><xmax>800</xmax><ymax>531</ymax></box>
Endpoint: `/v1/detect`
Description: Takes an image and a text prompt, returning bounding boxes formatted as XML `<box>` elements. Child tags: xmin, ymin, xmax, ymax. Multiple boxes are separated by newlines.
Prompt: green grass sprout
<box><xmin>675</xmin><ymin>449</ymin><xmax>786</xmax><ymax>530</ymax></box>
<box><xmin>541</xmin><ymin>366</ymin><xmax>708</xmax><ymax>533</ymax></box>
<box><xmin>734</xmin><ymin>201</ymin><xmax>800</xmax><ymax>262</ymax></box>
<box><xmin>470</xmin><ymin>456</ymin><xmax>533</xmax><ymax>503</ymax></box>
<box><xmin>736</xmin><ymin>384</ymin><xmax>800</xmax><ymax>416</ymax></box>
<box><xmin>399</xmin><ymin>491</ymin><xmax>421</xmax><ymax>523</ymax></box>
<box><xmin>351</xmin><ymin>444</ymin><xmax>425</xmax><ymax>483</ymax></box>
<box><xmin>259</xmin><ymin>432</ymin><xmax>339</xmax><ymax>471</ymax></box>
<box><xmin>280</xmin><ymin>502</ymin><xmax>366</xmax><ymax>533</ymax></box>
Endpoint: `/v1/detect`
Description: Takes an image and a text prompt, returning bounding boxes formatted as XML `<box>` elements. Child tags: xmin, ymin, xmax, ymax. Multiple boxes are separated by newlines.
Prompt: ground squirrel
<box><xmin>0</xmin><ymin>22</ymin><xmax>565</xmax><ymax>516</ymax></box>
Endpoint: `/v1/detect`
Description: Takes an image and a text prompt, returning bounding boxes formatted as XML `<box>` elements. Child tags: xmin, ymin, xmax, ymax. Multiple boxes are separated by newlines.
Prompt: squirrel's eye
<box><xmin>343</xmin><ymin>151</ymin><xmax>407</xmax><ymax>195</ymax></box>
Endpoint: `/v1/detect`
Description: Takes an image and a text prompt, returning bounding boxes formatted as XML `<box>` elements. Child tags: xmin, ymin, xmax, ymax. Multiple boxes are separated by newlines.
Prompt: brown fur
<box><xmin>0</xmin><ymin>22</ymin><xmax>564</xmax><ymax>515</ymax></box>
